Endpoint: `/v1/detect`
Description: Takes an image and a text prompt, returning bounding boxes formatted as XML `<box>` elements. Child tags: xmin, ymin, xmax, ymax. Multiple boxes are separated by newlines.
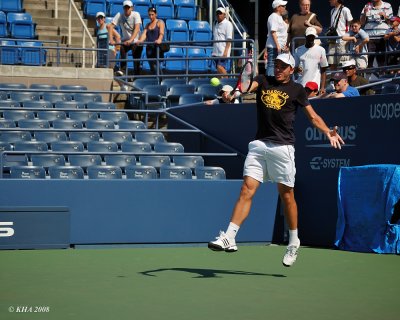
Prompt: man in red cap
<box><xmin>304</xmin><ymin>81</ymin><xmax>319</xmax><ymax>97</ymax></box>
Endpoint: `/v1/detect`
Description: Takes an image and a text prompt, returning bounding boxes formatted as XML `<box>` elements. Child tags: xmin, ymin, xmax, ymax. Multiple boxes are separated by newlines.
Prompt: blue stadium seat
<box><xmin>104</xmin><ymin>154</ymin><xmax>136</xmax><ymax>170</ymax></box>
<box><xmin>0</xmin><ymin>141</ymin><xmax>13</xmax><ymax>150</ymax></box>
<box><xmin>135</xmin><ymin>131</ymin><xmax>165</xmax><ymax>145</ymax></box>
<box><xmin>195</xmin><ymin>166</ymin><xmax>226</xmax><ymax>179</ymax></box>
<box><xmin>29</xmin><ymin>84</ymin><xmax>58</xmax><ymax>91</ymax></box>
<box><xmin>173</xmin><ymin>155</ymin><xmax>204</xmax><ymax>168</ymax></box>
<box><xmin>52</xmin><ymin>119</ymin><xmax>83</xmax><ymax>129</ymax></box>
<box><xmin>87</xmin><ymin>165</ymin><xmax>122</xmax><ymax>179</ymax></box>
<box><xmin>0</xmin><ymin>0</ymin><xmax>23</xmax><ymax>13</ymax></box>
<box><xmin>159</xmin><ymin>165</ymin><xmax>192</xmax><ymax>179</ymax></box>
<box><xmin>54</xmin><ymin>101</ymin><xmax>84</xmax><ymax>109</ymax></box>
<box><xmin>153</xmin><ymin>0</ymin><xmax>174</xmax><ymax>20</ymax></box>
<box><xmin>31</xmin><ymin>154</ymin><xmax>66</xmax><ymax>170</ymax></box>
<box><xmin>86</xmin><ymin>102</ymin><xmax>116</xmax><ymax>109</ymax></box>
<box><xmin>381</xmin><ymin>83</ymin><xmax>399</xmax><ymax>94</ymax></box>
<box><xmin>0</xmin><ymin>130</ymin><xmax>31</xmax><ymax>143</ymax></box>
<box><xmin>99</xmin><ymin>111</ymin><xmax>128</xmax><ymax>122</ymax></box>
<box><xmin>166</xmin><ymin>19</ymin><xmax>189</xmax><ymax>42</ymax></box>
<box><xmin>132</xmin><ymin>78</ymin><xmax>159</xmax><ymax>91</ymax></box>
<box><xmin>188</xmin><ymin>20</ymin><xmax>211</xmax><ymax>44</ymax></box>
<box><xmin>178</xmin><ymin>93</ymin><xmax>203</xmax><ymax>105</ymax></box>
<box><xmin>68</xmin><ymin>154</ymin><xmax>102</xmax><ymax>170</ymax></box>
<box><xmin>87</xmin><ymin>141</ymin><xmax>118</xmax><ymax>152</ymax></box>
<box><xmin>43</xmin><ymin>93</ymin><xmax>73</xmax><ymax>103</ymax></box>
<box><xmin>18</xmin><ymin>41</ymin><xmax>46</xmax><ymax>66</ymax></box>
<box><xmin>0</xmin><ymin>11</ymin><xmax>7</xmax><ymax>37</ymax></box>
<box><xmin>10</xmin><ymin>166</ymin><xmax>46</xmax><ymax>179</ymax></box>
<box><xmin>188</xmin><ymin>77</ymin><xmax>212</xmax><ymax>88</ymax></box>
<box><xmin>139</xmin><ymin>155</ymin><xmax>170</xmax><ymax>168</ymax></box>
<box><xmin>166</xmin><ymin>84</ymin><xmax>195</xmax><ymax>107</ymax></box>
<box><xmin>18</xmin><ymin>119</ymin><xmax>50</xmax><ymax>129</ymax></box>
<box><xmin>163</xmin><ymin>47</ymin><xmax>185</xmax><ymax>73</ymax></box>
<box><xmin>107</xmin><ymin>0</ymin><xmax>124</xmax><ymax>17</ymax></box>
<box><xmin>154</xmin><ymin>141</ymin><xmax>184</xmax><ymax>153</ymax></box>
<box><xmin>125</xmin><ymin>165</ymin><xmax>157</xmax><ymax>179</ymax></box>
<box><xmin>174</xmin><ymin>0</ymin><xmax>197</xmax><ymax>21</ymax></box>
<box><xmin>73</xmin><ymin>93</ymin><xmax>103</xmax><ymax>103</ymax></box>
<box><xmin>121</xmin><ymin>141</ymin><xmax>151</xmax><ymax>153</ymax></box>
<box><xmin>0</xmin><ymin>119</ymin><xmax>16</xmax><ymax>128</ymax></box>
<box><xmin>2</xmin><ymin>154</ymin><xmax>28</xmax><ymax>169</ymax></box>
<box><xmin>68</xmin><ymin>132</ymin><xmax>101</xmax><ymax>145</ymax></box>
<box><xmin>118</xmin><ymin>120</ymin><xmax>146</xmax><ymax>129</ymax></box>
<box><xmin>34</xmin><ymin>131</ymin><xmax>68</xmax><ymax>144</ymax></box>
<box><xmin>22</xmin><ymin>100</ymin><xmax>53</xmax><ymax>109</ymax></box>
<box><xmin>13</xmin><ymin>141</ymin><xmax>48</xmax><ymax>152</ymax></box>
<box><xmin>10</xmin><ymin>91</ymin><xmax>40</xmax><ymax>102</ymax></box>
<box><xmin>36</xmin><ymin>110</ymin><xmax>67</xmax><ymax>122</ymax></box>
<box><xmin>0</xmin><ymin>40</ymin><xmax>18</xmax><ymax>64</ymax></box>
<box><xmin>161</xmin><ymin>78</ymin><xmax>187</xmax><ymax>87</ymax></box>
<box><xmin>132</xmin><ymin>0</ymin><xmax>151</xmax><ymax>18</ymax></box>
<box><xmin>7</xmin><ymin>13</ymin><xmax>36</xmax><ymax>39</ymax></box>
<box><xmin>51</xmin><ymin>141</ymin><xmax>84</xmax><ymax>152</ymax></box>
<box><xmin>84</xmin><ymin>0</ymin><xmax>107</xmax><ymax>18</ymax></box>
<box><xmin>68</xmin><ymin>111</ymin><xmax>98</xmax><ymax>122</ymax></box>
<box><xmin>102</xmin><ymin>131</ymin><xmax>133</xmax><ymax>144</ymax></box>
<box><xmin>0</xmin><ymin>82</ymin><xmax>26</xmax><ymax>89</ymax></box>
<box><xmin>86</xmin><ymin>119</ymin><xmax>115</xmax><ymax>129</ymax></box>
<box><xmin>3</xmin><ymin>110</ymin><xmax>35</xmax><ymax>121</ymax></box>
<box><xmin>196</xmin><ymin>84</ymin><xmax>219</xmax><ymax>100</ymax></box>
<box><xmin>219</xmin><ymin>78</ymin><xmax>237</xmax><ymax>88</ymax></box>
<box><xmin>59</xmin><ymin>85</ymin><xmax>87</xmax><ymax>91</ymax></box>
<box><xmin>187</xmin><ymin>47</ymin><xmax>208</xmax><ymax>73</ymax></box>
<box><xmin>0</xmin><ymin>100</ymin><xmax>20</xmax><ymax>108</ymax></box>
<box><xmin>49</xmin><ymin>166</ymin><xmax>84</xmax><ymax>179</ymax></box>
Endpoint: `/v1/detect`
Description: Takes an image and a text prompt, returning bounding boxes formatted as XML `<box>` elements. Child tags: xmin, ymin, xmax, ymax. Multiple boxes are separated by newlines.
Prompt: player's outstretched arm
<box><xmin>303</xmin><ymin>105</ymin><xmax>345</xmax><ymax>149</ymax></box>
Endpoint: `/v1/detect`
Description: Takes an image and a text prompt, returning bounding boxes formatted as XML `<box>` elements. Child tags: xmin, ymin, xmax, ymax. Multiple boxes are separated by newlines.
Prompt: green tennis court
<box><xmin>1</xmin><ymin>245</ymin><xmax>399</xmax><ymax>320</ymax></box>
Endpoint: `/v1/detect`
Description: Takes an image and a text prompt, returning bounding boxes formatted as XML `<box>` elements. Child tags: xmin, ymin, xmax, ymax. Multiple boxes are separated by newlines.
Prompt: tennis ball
<box><xmin>210</xmin><ymin>77</ymin><xmax>220</xmax><ymax>86</ymax></box>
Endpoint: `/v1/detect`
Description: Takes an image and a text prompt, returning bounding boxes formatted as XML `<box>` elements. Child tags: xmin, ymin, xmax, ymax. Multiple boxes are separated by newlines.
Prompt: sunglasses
<box><xmin>343</xmin><ymin>66</ymin><xmax>355</xmax><ymax>71</ymax></box>
<box><xmin>216</xmin><ymin>11</ymin><xmax>224</xmax><ymax>15</ymax></box>
<box><xmin>96</xmin><ymin>16</ymin><xmax>105</xmax><ymax>19</ymax></box>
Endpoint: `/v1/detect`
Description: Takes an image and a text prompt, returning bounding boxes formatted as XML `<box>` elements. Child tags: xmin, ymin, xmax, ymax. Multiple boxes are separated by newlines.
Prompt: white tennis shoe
<box><xmin>208</xmin><ymin>231</ymin><xmax>238</xmax><ymax>252</ymax></box>
<box><xmin>282</xmin><ymin>242</ymin><xmax>300</xmax><ymax>267</ymax></box>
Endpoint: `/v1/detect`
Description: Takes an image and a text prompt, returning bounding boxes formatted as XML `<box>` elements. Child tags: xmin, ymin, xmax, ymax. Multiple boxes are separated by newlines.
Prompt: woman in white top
<box><xmin>264</xmin><ymin>0</ymin><xmax>289</xmax><ymax>76</ymax></box>
<box><xmin>360</xmin><ymin>0</ymin><xmax>393</xmax><ymax>68</ymax></box>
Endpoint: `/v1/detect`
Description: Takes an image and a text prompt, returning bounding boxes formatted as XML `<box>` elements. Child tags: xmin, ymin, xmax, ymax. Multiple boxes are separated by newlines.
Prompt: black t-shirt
<box><xmin>254</xmin><ymin>75</ymin><xmax>309</xmax><ymax>145</ymax></box>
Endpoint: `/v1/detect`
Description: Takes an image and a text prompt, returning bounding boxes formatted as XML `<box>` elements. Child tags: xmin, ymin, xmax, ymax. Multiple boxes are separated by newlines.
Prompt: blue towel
<box><xmin>335</xmin><ymin>165</ymin><xmax>400</xmax><ymax>254</ymax></box>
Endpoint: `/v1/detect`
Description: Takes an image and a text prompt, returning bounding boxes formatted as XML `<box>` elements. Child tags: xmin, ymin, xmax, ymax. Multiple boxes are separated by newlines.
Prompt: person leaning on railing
<box><xmin>384</xmin><ymin>16</ymin><xmax>400</xmax><ymax>67</ymax></box>
<box><xmin>342</xmin><ymin>19</ymin><xmax>369</xmax><ymax>70</ymax></box>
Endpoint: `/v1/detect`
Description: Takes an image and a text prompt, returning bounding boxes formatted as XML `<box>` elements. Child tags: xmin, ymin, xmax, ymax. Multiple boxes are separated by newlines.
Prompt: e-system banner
<box><xmin>295</xmin><ymin>95</ymin><xmax>400</xmax><ymax>246</ymax></box>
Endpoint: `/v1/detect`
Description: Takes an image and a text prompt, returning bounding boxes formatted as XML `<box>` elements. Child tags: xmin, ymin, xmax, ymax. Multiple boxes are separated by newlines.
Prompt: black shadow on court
<box><xmin>139</xmin><ymin>268</ymin><xmax>286</xmax><ymax>278</ymax></box>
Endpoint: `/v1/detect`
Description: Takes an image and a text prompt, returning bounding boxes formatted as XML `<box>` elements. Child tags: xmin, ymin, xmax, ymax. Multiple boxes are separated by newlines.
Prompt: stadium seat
<box><xmin>68</xmin><ymin>111</ymin><xmax>98</xmax><ymax>122</ymax></box>
<box><xmin>102</xmin><ymin>131</ymin><xmax>133</xmax><ymax>144</ymax></box>
<box><xmin>121</xmin><ymin>141</ymin><xmax>151</xmax><ymax>153</ymax></box>
<box><xmin>13</xmin><ymin>141</ymin><xmax>48</xmax><ymax>152</ymax></box>
<box><xmin>54</xmin><ymin>101</ymin><xmax>85</xmax><ymax>109</ymax></box>
<box><xmin>29</xmin><ymin>84</ymin><xmax>58</xmax><ymax>91</ymax></box>
<box><xmin>49</xmin><ymin>166</ymin><xmax>84</xmax><ymax>179</ymax></box>
<box><xmin>73</xmin><ymin>93</ymin><xmax>103</xmax><ymax>103</ymax></box>
<box><xmin>36</xmin><ymin>110</ymin><xmax>67</xmax><ymax>122</ymax></box>
<box><xmin>84</xmin><ymin>0</ymin><xmax>107</xmax><ymax>18</ymax></box>
<box><xmin>10</xmin><ymin>166</ymin><xmax>46</xmax><ymax>179</ymax></box>
<box><xmin>118</xmin><ymin>120</ymin><xmax>146</xmax><ymax>129</ymax></box>
<box><xmin>0</xmin><ymin>0</ymin><xmax>23</xmax><ymax>13</ymax></box>
<box><xmin>166</xmin><ymin>84</ymin><xmax>195</xmax><ymax>107</ymax></box>
<box><xmin>87</xmin><ymin>141</ymin><xmax>118</xmax><ymax>152</ymax></box>
<box><xmin>174</xmin><ymin>0</ymin><xmax>197</xmax><ymax>21</ymax></box>
<box><xmin>132</xmin><ymin>78</ymin><xmax>159</xmax><ymax>91</ymax></box>
<box><xmin>10</xmin><ymin>91</ymin><xmax>40</xmax><ymax>102</ymax></box>
<box><xmin>51</xmin><ymin>141</ymin><xmax>84</xmax><ymax>152</ymax></box>
<box><xmin>68</xmin><ymin>154</ymin><xmax>102</xmax><ymax>170</ymax></box>
<box><xmin>0</xmin><ymin>100</ymin><xmax>20</xmax><ymax>108</ymax></box>
<box><xmin>0</xmin><ymin>82</ymin><xmax>27</xmax><ymax>89</ymax></box>
<box><xmin>2</xmin><ymin>153</ymin><xmax>28</xmax><ymax>170</ymax></box>
<box><xmin>0</xmin><ymin>119</ymin><xmax>16</xmax><ymax>128</ymax></box>
<box><xmin>31</xmin><ymin>154</ymin><xmax>66</xmax><ymax>170</ymax></box>
<box><xmin>43</xmin><ymin>93</ymin><xmax>73</xmax><ymax>103</ymax></box>
<box><xmin>52</xmin><ymin>119</ymin><xmax>83</xmax><ymax>129</ymax></box>
<box><xmin>34</xmin><ymin>131</ymin><xmax>68</xmax><ymax>144</ymax></box>
<box><xmin>188</xmin><ymin>77</ymin><xmax>211</xmax><ymax>88</ymax></box>
<box><xmin>18</xmin><ymin>41</ymin><xmax>46</xmax><ymax>66</ymax></box>
<box><xmin>178</xmin><ymin>93</ymin><xmax>203</xmax><ymax>105</ymax></box>
<box><xmin>0</xmin><ymin>40</ymin><xmax>18</xmax><ymax>64</ymax></box>
<box><xmin>99</xmin><ymin>111</ymin><xmax>129</xmax><ymax>122</ymax></box>
<box><xmin>132</xmin><ymin>0</ymin><xmax>151</xmax><ymax>18</ymax></box>
<box><xmin>159</xmin><ymin>165</ymin><xmax>192</xmax><ymax>179</ymax></box>
<box><xmin>196</xmin><ymin>84</ymin><xmax>219</xmax><ymax>100</ymax></box>
<box><xmin>104</xmin><ymin>154</ymin><xmax>136</xmax><ymax>171</ymax></box>
<box><xmin>86</xmin><ymin>119</ymin><xmax>115</xmax><ymax>130</ymax></box>
<box><xmin>163</xmin><ymin>47</ymin><xmax>185</xmax><ymax>73</ymax></box>
<box><xmin>59</xmin><ymin>85</ymin><xmax>88</xmax><ymax>91</ymax></box>
<box><xmin>0</xmin><ymin>141</ymin><xmax>12</xmax><ymax>150</ymax></box>
<box><xmin>219</xmin><ymin>78</ymin><xmax>237</xmax><ymax>88</ymax></box>
<box><xmin>153</xmin><ymin>0</ymin><xmax>174</xmax><ymax>20</ymax></box>
<box><xmin>22</xmin><ymin>100</ymin><xmax>53</xmax><ymax>109</ymax></box>
<box><xmin>87</xmin><ymin>165</ymin><xmax>122</xmax><ymax>179</ymax></box>
<box><xmin>18</xmin><ymin>119</ymin><xmax>50</xmax><ymax>129</ymax></box>
<box><xmin>154</xmin><ymin>141</ymin><xmax>184</xmax><ymax>153</ymax></box>
<box><xmin>69</xmin><ymin>131</ymin><xmax>101</xmax><ymax>145</ymax></box>
<box><xmin>139</xmin><ymin>155</ymin><xmax>170</xmax><ymax>168</ymax></box>
<box><xmin>125</xmin><ymin>165</ymin><xmax>157</xmax><ymax>179</ymax></box>
<box><xmin>135</xmin><ymin>131</ymin><xmax>165</xmax><ymax>145</ymax></box>
<box><xmin>3</xmin><ymin>110</ymin><xmax>35</xmax><ymax>121</ymax></box>
<box><xmin>166</xmin><ymin>19</ymin><xmax>189</xmax><ymax>42</ymax></box>
<box><xmin>187</xmin><ymin>48</ymin><xmax>208</xmax><ymax>73</ymax></box>
<box><xmin>195</xmin><ymin>166</ymin><xmax>226</xmax><ymax>179</ymax></box>
<box><xmin>86</xmin><ymin>102</ymin><xmax>116</xmax><ymax>110</ymax></box>
<box><xmin>0</xmin><ymin>130</ymin><xmax>31</xmax><ymax>143</ymax></box>
<box><xmin>173</xmin><ymin>155</ymin><xmax>204</xmax><ymax>168</ymax></box>
<box><xmin>188</xmin><ymin>20</ymin><xmax>211</xmax><ymax>44</ymax></box>
<box><xmin>161</xmin><ymin>78</ymin><xmax>187</xmax><ymax>87</ymax></box>
<box><xmin>7</xmin><ymin>13</ymin><xmax>36</xmax><ymax>39</ymax></box>
<box><xmin>107</xmin><ymin>0</ymin><xmax>124</xmax><ymax>18</ymax></box>
<box><xmin>381</xmin><ymin>83</ymin><xmax>399</xmax><ymax>94</ymax></box>
<box><xmin>0</xmin><ymin>11</ymin><xmax>7</xmax><ymax>37</ymax></box>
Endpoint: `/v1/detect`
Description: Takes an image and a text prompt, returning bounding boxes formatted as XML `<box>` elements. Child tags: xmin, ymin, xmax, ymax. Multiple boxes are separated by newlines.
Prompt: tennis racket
<box><xmin>232</xmin><ymin>60</ymin><xmax>254</xmax><ymax>96</ymax></box>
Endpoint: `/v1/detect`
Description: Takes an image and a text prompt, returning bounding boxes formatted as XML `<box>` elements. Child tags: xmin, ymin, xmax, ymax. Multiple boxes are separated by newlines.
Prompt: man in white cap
<box><xmin>294</xmin><ymin>26</ymin><xmax>328</xmax><ymax>95</ymax></box>
<box><xmin>341</xmin><ymin>59</ymin><xmax>373</xmax><ymax>95</ymax></box>
<box><xmin>264</xmin><ymin>0</ymin><xmax>289</xmax><ymax>76</ymax></box>
<box><xmin>107</xmin><ymin>0</ymin><xmax>143</xmax><ymax>75</ymax></box>
<box><xmin>211</xmin><ymin>7</ymin><xmax>233</xmax><ymax>75</ymax></box>
<box><xmin>208</xmin><ymin>53</ymin><xmax>344</xmax><ymax>267</ymax></box>
<box><xmin>204</xmin><ymin>85</ymin><xmax>239</xmax><ymax>105</ymax></box>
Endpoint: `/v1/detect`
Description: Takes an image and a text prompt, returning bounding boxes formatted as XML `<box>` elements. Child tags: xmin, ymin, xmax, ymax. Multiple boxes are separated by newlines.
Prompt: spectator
<box><xmin>287</xmin><ymin>0</ymin><xmax>323</xmax><ymax>49</ymax></box>
<box><xmin>96</xmin><ymin>11</ymin><xmax>120</xmax><ymax>68</ymax></box>
<box><xmin>212</xmin><ymin>7</ymin><xmax>234</xmax><ymax>75</ymax></box>
<box><xmin>360</xmin><ymin>0</ymin><xmax>393</xmax><ymax>68</ymax></box>
<box><xmin>342</xmin><ymin>19</ymin><xmax>369</xmax><ymax>69</ymax></box>
<box><xmin>384</xmin><ymin>16</ymin><xmax>400</xmax><ymax>66</ymax></box>
<box><xmin>304</xmin><ymin>81</ymin><xmax>319</xmax><ymax>97</ymax></box>
<box><xmin>108</xmin><ymin>0</ymin><xmax>143</xmax><ymax>76</ymax></box>
<box><xmin>137</xmin><ymin>7</ymin><xmax>166</xmax><ymax>74</ymax></box>
<box><xmin>342</xmin><ymin>59</ymin><xmax>374</xmax><ymax>95</ymax></box>
<box><xmin>204</xmin><ymin>85</ymin><xmax>240</xmax><ymax>105</ymax></box>
<box><xmin>264</xmin><ymin>0</ymin><xmax>289</xmax><ymax>76</ymax></box>
<box><xmin>327</xmin><ymin>0</ymin><xmax>353</xmax><ymax>70</ymax></box>
<box><xmin>323</xmin><ymin>72</ymin><xmax>360</xmax><ymax>98</ymax></box>
<box><xmin>294</xmin><ymin>27</ymin><xmax>328</xmax><ymax>94</ymax></box>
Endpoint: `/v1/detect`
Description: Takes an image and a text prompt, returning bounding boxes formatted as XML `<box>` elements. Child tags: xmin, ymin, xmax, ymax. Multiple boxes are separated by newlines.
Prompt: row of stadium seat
<box><xmin>0</xmin><ymin>40</ymin><xmax>45</xmax><ymax>65</ymax></box>
<box><xmin>85</xmin><ymin>0</ymin><xmax>197</xmax><ymax>21</ymax></box>
<box><xmin>7</xmin><ymin>164</ymin><xmax>226</xmax><ymax>180</ymax></box>
<box><xmin>0</xmin><ymin>12</ymin><xmax>36</xmax><ymax>39</ymax></box>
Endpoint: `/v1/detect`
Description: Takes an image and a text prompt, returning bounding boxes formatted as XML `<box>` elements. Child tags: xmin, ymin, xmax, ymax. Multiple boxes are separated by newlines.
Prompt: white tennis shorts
<box><xmin>243</xmin><ymin>140</ymin><xmax>296</xmax><ymax>187</ymax></box>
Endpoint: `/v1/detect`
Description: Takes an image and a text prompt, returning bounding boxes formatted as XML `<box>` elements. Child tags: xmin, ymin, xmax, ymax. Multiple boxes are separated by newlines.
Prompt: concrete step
<box><xmin>24</xmin><ymin>0</ymin><xmax>82</xmax><ymax>10</ymax></box>
<box><xmin>33</xmin><ymin>17</ymin><xmax>89</xmax><ymax>27</ymax></box>
<box><xmin>36</xmin><ymin>25</ymin><xmax>95</xmax><ymax>37</ymax></box>
<box><xmin>26</xmin><ymin>8</ymin><xmax>85</xmax><ymax>19</ymax></box>
<box><xmin>38</xmin><ymin>35</ymin><xmax>97</xmax><ymax>48</ymax></box>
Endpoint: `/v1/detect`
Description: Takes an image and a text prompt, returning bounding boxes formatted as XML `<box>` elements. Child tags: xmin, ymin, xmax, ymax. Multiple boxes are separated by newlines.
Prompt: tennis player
<box><xmin>208</xmin><ymin>53</ymin><xmax>344</xmax><ymax>267</ymax></box>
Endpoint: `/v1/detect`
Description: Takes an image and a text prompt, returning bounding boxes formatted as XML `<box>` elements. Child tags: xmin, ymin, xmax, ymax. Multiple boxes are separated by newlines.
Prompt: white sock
<box><xmin>288</xmin><ymin>229</ymin><xmax>300</xmax><ymax>246</ymax></box>
<box><xmin>226</xmin><ymin>222</ymin><xmax>240</xmax><ymax>239</ymax></box>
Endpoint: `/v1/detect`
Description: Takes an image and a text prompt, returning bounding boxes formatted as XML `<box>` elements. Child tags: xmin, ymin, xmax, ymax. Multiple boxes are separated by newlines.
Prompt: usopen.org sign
<box><xmin>369</xmin><ymin>102</ymin><xmax>400</xmax><ymax>121</ymax></box>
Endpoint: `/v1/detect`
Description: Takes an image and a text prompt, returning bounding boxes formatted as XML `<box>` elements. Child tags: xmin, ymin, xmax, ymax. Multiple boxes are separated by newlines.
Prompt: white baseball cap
<box><xmin>216</xmin><ymin>7</ymin><xmax>226</xmax><ymax>14</ymax></box>
<box><xmin>305</xmin><ymin>27</ymin><xmax>318</xmax><ymax>37</ymax></box>
<box><xmin>275</xmin><ymin>53</ymin><xmax>295</xmax><ymax>68</ymax></box>
<box><xmin>341</xmin><ymin>59</ymin><xmax>357</xmax><ymax>68</ymax></box>
<box><xmin>272</xmin><ymin>0</ymin><xmax>288</xmax><ymax>9</ymax></box>
<box><xmin>123</xmin><ymin>0</ymin><xmax>133</xmax><ymax>7</ymax></box>
<box><xmin>220</xmin><ymin>85</ymin><xmax>233</xmax><ymax>92</ymax></box>
<box><xmin>96</xmin><ymin>12</ymin><xmax>105</xmax><ymax>18</ymax></box>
